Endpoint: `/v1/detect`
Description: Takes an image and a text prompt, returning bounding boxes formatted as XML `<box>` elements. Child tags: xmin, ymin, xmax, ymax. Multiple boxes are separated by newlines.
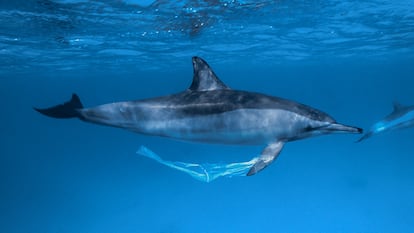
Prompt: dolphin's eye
<box><xmin>304</xmin><ymin>125</ymin><xmax>313</xmax><ymax>132</ymax></box>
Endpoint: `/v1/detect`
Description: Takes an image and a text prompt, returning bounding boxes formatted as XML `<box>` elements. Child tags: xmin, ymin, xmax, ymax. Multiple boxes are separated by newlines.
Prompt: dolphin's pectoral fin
<box><xmin>247</xmin><ymin>140</ymin><xmax>285</xmax><ymax>176</ymax></box>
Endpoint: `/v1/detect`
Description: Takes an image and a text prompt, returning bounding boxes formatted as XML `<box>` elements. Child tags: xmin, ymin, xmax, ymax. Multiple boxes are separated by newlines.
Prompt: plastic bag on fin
<box><xmin>136</xmin><ymin>146</ymin><xmax>259</xmax><ymax>183</ymax></box>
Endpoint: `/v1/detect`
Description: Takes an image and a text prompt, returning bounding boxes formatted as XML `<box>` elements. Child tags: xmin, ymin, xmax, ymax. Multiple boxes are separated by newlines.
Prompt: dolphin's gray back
<box><xmin>140</xmin><ymin>90</ymin><xmax>335</xmax><ymax>123</ymax></box>
<box><xmin>384</xmin><ymin>106</ymin><xmax>414</xmax><ymax>121</ymax></box>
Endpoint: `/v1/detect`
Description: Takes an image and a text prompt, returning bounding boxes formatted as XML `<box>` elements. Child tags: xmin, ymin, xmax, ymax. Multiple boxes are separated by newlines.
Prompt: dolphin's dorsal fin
<box><xmin>393</xmin><ymin>101</ymin><xmax>404</xmax><ymax>111</ymax></box>
<box><xmin>189</xmin><ymin>56</ymin><xmax>230</xmax><ymax>91</ymax></box>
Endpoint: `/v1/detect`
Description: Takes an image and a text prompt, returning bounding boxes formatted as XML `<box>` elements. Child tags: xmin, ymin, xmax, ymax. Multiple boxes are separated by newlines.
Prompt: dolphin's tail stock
<box><xmin>34</xmin><ymin>93</ymin><xmax>84</xmax><ymax>119</ymax></box>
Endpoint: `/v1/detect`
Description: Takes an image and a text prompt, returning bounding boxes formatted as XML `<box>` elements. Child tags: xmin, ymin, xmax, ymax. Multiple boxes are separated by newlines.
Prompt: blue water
<box><xmin>1</xmin><ymin>0</ymin><xmax>414</xmax><ymax>232</ymax></box>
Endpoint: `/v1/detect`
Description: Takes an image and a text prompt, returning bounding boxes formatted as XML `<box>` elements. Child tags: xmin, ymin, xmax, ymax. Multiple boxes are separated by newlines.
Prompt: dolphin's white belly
<box><xmin>135</xmin><ymin>109</ymin><xmax>311</xmax><ymax>144</ymax></box>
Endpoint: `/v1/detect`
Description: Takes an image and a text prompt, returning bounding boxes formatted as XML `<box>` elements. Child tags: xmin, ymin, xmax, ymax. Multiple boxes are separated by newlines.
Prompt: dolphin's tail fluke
<box><xmin>34</xmin><ymin>93</ymin><xmax>84</xmax><ymax>119</ymax></box>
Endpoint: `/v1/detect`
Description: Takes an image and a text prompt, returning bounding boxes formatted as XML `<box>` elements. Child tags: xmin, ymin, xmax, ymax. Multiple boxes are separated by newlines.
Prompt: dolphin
<box><xmin>357</xmin><ymin>102</ymin><xmax>414</xmax><ymax>142</ymax></box>
<box><xmin>34</xmin><ymin>56</ymin><xmax>362</xmax><ymax>176</ymax></box>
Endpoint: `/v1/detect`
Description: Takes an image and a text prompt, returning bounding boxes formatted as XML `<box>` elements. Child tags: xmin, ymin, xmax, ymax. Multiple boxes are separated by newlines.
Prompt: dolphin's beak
<box><xmin>325</xmin><ymin>123</ymin><xmax>363</xmax><ymax>134</ymax></box>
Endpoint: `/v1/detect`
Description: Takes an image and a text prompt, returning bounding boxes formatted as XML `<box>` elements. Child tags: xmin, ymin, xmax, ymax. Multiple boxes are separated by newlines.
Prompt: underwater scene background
<box><xmin>1</xmin><ymin>0</ymin><xmax>414</xmax><ymax>232</ymax></box>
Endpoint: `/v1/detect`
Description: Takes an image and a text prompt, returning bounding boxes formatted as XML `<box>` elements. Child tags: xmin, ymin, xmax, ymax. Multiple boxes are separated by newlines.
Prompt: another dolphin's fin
<box><xmin>34</xmin><ymin>93</ymin><xmax>84</xmax><ymax>119</ymax></box>
<box><xmin>356</xmin><ymin>131</ymin><xmax>374</xmax><ymax>142</ymax></box>
<box><xmin>189</xmin><ymin>56</ymin><xmax>230</xmax><ymax>91</ymax></box>
<box><xmin>247</xmin><ymin>140</ymin><xmax>285</xmax><ymax>176</ymax></box>
<box><xmin>393</xmin><ymin>101</ymin><xmax>404</xmax><ymax>112</ymax></box>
